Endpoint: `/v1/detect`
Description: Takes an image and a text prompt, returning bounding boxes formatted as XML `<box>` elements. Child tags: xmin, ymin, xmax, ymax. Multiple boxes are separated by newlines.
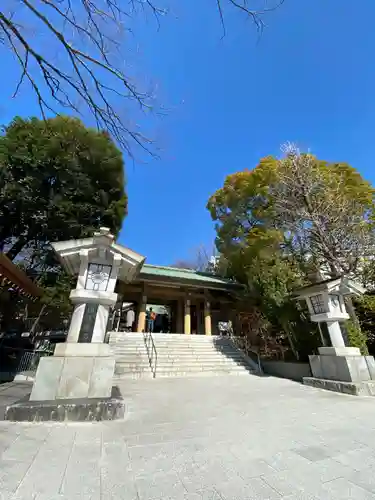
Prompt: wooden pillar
<box><xmin>184</xmin><ymin>297</ymin><xmax>191</xmax><ymax>335</ymax></box>
<box><xmin>137</xmin><ymin>294</ymin><xmax>147</xmax><ymax>333</ymax></box>
<box><xmin>204</xmin><ymin>299</ymin><xmax>212</xmax><ymax>336</ymax></box>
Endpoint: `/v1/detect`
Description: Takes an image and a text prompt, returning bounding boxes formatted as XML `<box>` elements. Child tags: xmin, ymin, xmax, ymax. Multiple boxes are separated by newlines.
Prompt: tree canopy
<box><xmin>207</xmin><ymin>145</ymin><xmax>375</xmax><ymax>358</ymax></box>
<box><xmin>0</xmin><ymin>115</ymin><xmax>127</xmax><ymax>263</ymax></box>
<box><xmin>208</xmin><ymin>146</ymin><xmax>375</xmax><ymax>282</ymax></box>
<box><xmin>0</xmin><ymin>115</ymin><xmax>127</xmax><ymax>332</ymax></box>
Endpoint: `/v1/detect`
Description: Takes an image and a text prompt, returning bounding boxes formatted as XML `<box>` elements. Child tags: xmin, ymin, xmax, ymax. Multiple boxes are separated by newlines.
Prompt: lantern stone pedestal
<box><xmin>5</xmin><ymin>228</ymin><xmax>145</xmax><ymax>422</ymax></box>
<box><xmin>295</xmin><ymin>277</ymin><xmax>375</xmax><ymax>396</ymax></box>
<box><xmin>29</xmin><ymin>343</ymin><xmax>115</xmax><ymax>401</ymax></box>
<box><xmin>304</xmin><ymin>346</ymin><xmax>375</xmax><ymax>396</ymax></box>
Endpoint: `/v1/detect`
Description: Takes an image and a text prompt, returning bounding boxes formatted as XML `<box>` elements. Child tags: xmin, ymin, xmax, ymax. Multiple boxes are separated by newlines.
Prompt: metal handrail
<box><xmin>230</xmin><ymin>335</ymin><xmax>263</xmax><ymax>374</ymax></box>
<box><xmin>248</xmin><ymin>347</ymin><xmax>262</xmax><ymax>374</ymax></box>
<box><xmin>143</xmin><ymin>330</ymin><xmax>157</xmax><ymax>378</ymax></box>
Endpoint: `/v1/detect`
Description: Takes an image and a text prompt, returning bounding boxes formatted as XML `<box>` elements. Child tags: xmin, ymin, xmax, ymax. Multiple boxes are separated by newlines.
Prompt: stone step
<box><xmin>111</xmin><ymin>346</ymin><xmax>146</xmax><ymax>351</ymax></box>
<box><xmin>113</xmin><ymin>364</ymin><xmax>256</xmax><ymax>378</ymax></box>
<box><xmin>115</xmin><ymin>352</ymin><xmax>246</xmax><ymax>359</ymax></box>
<box><xmin>113</xmin><ymin>373</ymin><xmax>153</xmax><ymax>381</ymax></box>
<box><xmin>151</xmin><ymin>344</ymin><xmax>238</xmax><ymax>353</ymax></box>
<box><xmin>112</xmin><ymin>349</ymin><xmax>148</xmax><ymax>355</ymax></box>
<box><xmin>144</xmin><ymin>369</ymin><xmax>254</xmax><ymax>378</ymax></box>
<box><xmin>112</xmin><ymin>347</ymin><xmax>241</xmax><ymax>354</ymax></box>
<box><xmin>115</xmin><ymin>360</ymin><xmax>150</xmax><ymax>367</ymax></box>
<box><xmin>114</xmin><ymin>358</ymin><xmax>247</xmax><ymax>366</ymax></box>
<box><xmin>152</xmin><ymin>337</ymin><xmax>233</xmax><ymax>342</ymax></box>
<box><xmin>110</xmin><ymin>332</ymin><xmax>225</xmax><ymax>337</ymax></box>
<box><xmin>114</xmin><ymin>353</ymin><xmax>252</xmax><ymax>362</ymax></box>
<box><xmin>112</xmin><ymin>344</ymin><xmax>237</xmax><ymax>351</ymax></box>
<box><xmin>115</xmin><ymin>355</ymin><xmax>246</xmax><ymax>363</ymax></box>
<box><xmin>115</xmin><ymin>368</ymin><xmax>253</xmax><ymax>379</ymax></box>
<box><xmin>113</xmin><ymin>352</ymin><xmax>253</xmax><ymax>362</ymax></box>
<box><xmin>110</xmin><ymin>336</ymin><xmax>232</xmax><ymax>341</ymax></box>
<box><xmin>110</xmin><ymin>336</ymin><xmax>233</xmax><ymax>344</ymax></box>
<box><xmin>116</xmin><ymin>362</ymin><xmax>253</xmax><ymax>372</ymax></box>
<box><xmin>115</xmin><ymin>359</ymin><xmax>249</xmax><ymax>369</ymax></box>
<box><xmin>114</xmin><ymin>355</ymin><xmax>149</xmax><ymax>361</ymax></box>
<box><xmin>113</xmin><ymin>355</ymin><xmax>149</xmax><ymax>361</ymax></box>
<box><xmin>114</xmin><ymin>370</ymin><xmax>252</xmax><ymax>381</ymax></box>
<box><xmin>110</xmin><ymin>331</ymin><xmax>258</xmax><ymax>379</ymax></box>
<box><xmin>111</xmin><ymin>336</ymin><xmax>232</xmax><ymax>342</ymax></box>
<box><xmin>110</xmin><ymin>341</ymin><xmax>231</xmax><ymax>346</ymax></box>
<box><xmin>115</xmin><ymin>366</ymin><xmax>151</xmax><ymax>374</ymax></box>
<box><xmin>111</xmin><ymin>342</ymin><xmax>145</xmax><ymax>346</ymax></box>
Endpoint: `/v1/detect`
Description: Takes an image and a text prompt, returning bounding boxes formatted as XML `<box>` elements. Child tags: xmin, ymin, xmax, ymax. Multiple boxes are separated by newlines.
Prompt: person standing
<box><xmin>146</xmin><ymin>307</ymin><xmax>156</xmax><ymax>333</ymax></box>
<box><xmin>126</xmin><ymin>307</ymin><xmax>135</xmax><ymax>332</ymax></box>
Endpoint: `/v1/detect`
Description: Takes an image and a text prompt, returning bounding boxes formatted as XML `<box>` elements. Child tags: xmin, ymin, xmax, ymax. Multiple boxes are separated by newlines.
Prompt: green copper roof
<box><xmin>139</xmin><ymin>264</ymin><xmax>239</xmax><ymax>289</ymax></box>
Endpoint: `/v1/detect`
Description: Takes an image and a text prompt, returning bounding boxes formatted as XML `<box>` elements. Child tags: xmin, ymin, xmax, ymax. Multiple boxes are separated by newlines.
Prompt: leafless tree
<box><xmin>171</xmin><ymin>260</ymin><xmax>195</xmax><ymax>271</ymax></box>
<box><xmin>172</xmin><ymin>243</ymin><xmax>220</xmax><ymax>273</ymax></box>
<box><xmin>0</xmin><ymin>1</ymin><xmax>284</xmax><ymax>157</ymax></box>
<box><xmin>270</xmin><ymin>143</ymin><xmax>375</xmax><ymax>279</ymax></box>
<box><xmin>216</xmin><ymin>0</ymin><xmax>285</xmax><ymax>34</ymax></box>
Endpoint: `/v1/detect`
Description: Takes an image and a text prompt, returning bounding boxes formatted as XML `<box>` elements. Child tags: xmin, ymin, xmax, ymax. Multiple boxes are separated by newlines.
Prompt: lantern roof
<box><xmin>51</xmin><ymin>227</ymin><xmax>146</xmax><ymax>283</ymax></box>
<box><xmin>294</xmin><ymin>276</ymin><xmax>365</xmax><ymax>300</ymax></box>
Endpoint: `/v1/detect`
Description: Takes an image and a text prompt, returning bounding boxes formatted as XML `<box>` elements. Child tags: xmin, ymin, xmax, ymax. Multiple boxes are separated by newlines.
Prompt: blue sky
<box><xmin>1</xmin><ymin>0</ymin><xmax>375</xmax><ymax>265</ymax></box>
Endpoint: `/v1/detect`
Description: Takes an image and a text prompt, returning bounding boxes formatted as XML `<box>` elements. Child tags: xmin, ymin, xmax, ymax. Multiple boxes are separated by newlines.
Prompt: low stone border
<box><xmin>303</xmin><ymin>376</ymin><xmax>375</xmax><ymax>397</ymax></box>
<box><xmin>5</xmin><ymin>396</ymin><xmax>125</xmax><ymax>422</ymax></box>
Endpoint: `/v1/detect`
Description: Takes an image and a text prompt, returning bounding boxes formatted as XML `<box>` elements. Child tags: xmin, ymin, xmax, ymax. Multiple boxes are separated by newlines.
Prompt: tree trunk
<box><xmin>6</xmin><ymin>237</ymin><xmax>28</xmax><ymax>261</ymax></box>
<box><xmin>30</xmin><ymin>304</ymin><xmax>47</xmax><ymax>337</ymax></box>
<box><xmin>345</xmin><ymin>296</ymin><xmax>361</xmax><ymax>329</ymax></box>
<box><xmin>280</xmin><ymin>319</ymin><xmax>299</xmax><ymax>360</ymax></box>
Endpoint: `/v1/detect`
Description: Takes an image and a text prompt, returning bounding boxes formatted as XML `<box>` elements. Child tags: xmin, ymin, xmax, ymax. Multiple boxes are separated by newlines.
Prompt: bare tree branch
<box><xmin>0</xmin><ymin>0</ymin><xmax>284</xmax><ymax>157</ymax></box>
<box><xmin>0</xmin><ymin>1</ymin><xmax>164</xmax><ymax>157</ymax></box>
<box><xmin>172</xmin><ymin>243</ymin><xmax>220</xmax><ymax>273</ymax></box>
<box><xmin>271</xmin><ymin>143</ymin><xmax>375</xmax><ymax>280</ymax></box>
<box><xmin>217</xmin><ymin>0</ymin><xmax>285</xmax><ymax>34</ymax></box>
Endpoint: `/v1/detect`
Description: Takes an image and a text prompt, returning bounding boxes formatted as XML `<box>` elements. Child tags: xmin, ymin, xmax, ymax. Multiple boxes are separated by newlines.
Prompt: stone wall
<box><xmin>261</xmin><ymin>360</ymin><xmax>312</xmax><ymax>381</ymax></box>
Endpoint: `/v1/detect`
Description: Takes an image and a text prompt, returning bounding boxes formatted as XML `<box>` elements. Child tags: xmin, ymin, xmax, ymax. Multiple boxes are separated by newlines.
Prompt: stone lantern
<box><xmin>6</xmin><ymin>228</ymin><xmax>145</xmax><ymax>421</ymax></box>
<box><xmin>50</xmin><ymin>227</ymin><xmax>144</xmax><ymax>347</ymax></box>
<box><xmin>295</xmin><ymin>277</ymin><xmax>375</xmax><ymax>396</ymax></box>
<box><xmin>300</xmin><ymin>278</ymin><xmax>361</xmax><ymax>350</ymax></box>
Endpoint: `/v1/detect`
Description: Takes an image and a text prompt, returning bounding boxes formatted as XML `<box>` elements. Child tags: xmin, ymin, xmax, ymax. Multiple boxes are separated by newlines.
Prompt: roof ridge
<box><xmin>142</xmin><ymin>264</ymin><xmax>197</xmax><ymax>273</ymax></box>
<box><xmin>141</xmin><ymin>263</ymin><xmax>235</xmax><ymax>284</ymax></box>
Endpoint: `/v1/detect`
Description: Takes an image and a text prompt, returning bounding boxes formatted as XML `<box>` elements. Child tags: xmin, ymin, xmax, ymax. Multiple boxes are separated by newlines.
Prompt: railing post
<box><xmin>143</xmin><ymin>330</ymin><xmax>157</xmax><ymax>378</ymax></box>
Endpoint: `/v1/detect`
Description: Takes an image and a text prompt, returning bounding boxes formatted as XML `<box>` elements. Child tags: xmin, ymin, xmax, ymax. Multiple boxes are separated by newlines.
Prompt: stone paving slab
<box><xmin>0</xmin><ymin>381</ymin><xmax>32</xmax><ymax>421</ymax></box>
<box><xmin>1</xmin><ymin>376</ymin><xmax>375</xmax><ymax>499</ymax></box>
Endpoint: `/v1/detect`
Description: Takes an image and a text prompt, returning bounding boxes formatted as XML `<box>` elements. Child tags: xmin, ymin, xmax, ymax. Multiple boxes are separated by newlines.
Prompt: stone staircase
<box><xmin>109</xmin><ymin>332</ymin><xmax>153</xmax><ymax>380</ymax></box>
<box><xmin>109</xmin><ymin>332</ymin><xmax>260</xmax><ymax>380</ymax></box>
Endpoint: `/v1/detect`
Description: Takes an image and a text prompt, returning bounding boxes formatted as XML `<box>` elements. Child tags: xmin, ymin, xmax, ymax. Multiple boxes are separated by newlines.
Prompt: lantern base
<box><xmin>308</xmin><ymin>352</ymin><xmax>375</xmax><ymax>384</ymax></box>
<box><xmin>303</xmin><ymin>377</ymin><xmax>375</xmax><ymax>397</ymax></box>
<box><xmin>5</xmin><ymin>394</ymin><xmax>125</xmax><ymax>422</ymax></box>
<box><xmin>30</xmin><ymin>352</ymin><xmax>115</xmax><ymax>401</ymax></box>
<box><xmin>318</xmin><ymin>346</ymin><xmax>361</xmax><ymax>356</ymax></box>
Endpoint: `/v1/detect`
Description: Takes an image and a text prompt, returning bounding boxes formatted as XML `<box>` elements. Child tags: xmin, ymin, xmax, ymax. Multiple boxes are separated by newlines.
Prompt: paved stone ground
<box><xmin>0</xmin><ymin>382</ymin><xmax>31</xmax><ymax>421</ymax></box>
<box><xmin>2</xmin><ymin>375</ymin><xmax>375</xmax><ymax>499</ymax></box>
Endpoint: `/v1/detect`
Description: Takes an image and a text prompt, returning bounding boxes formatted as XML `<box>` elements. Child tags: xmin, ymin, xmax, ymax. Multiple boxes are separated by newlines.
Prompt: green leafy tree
<box><xmin>0</xmin><ymin>115</ymin><xmax>127</xmax><ymax>261</ymax></box>
<box><xmin>347</xmin><ymin>295</ymin><xmax>375</xmax><ymax>355</ymax></box>
<box><xmin>208</xmin><ymin>148</ymin><xmax>375</xmax><ymax>281</ymax></box>
<box><xmin>208</xmin><ymin>145</ymin><xmax>375</xmax><ymax>357</ymax></box>
<box><xmin>0</xmin><ymin>115</ymin><xmax>127</xmax><ymax>331</ymax></box>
